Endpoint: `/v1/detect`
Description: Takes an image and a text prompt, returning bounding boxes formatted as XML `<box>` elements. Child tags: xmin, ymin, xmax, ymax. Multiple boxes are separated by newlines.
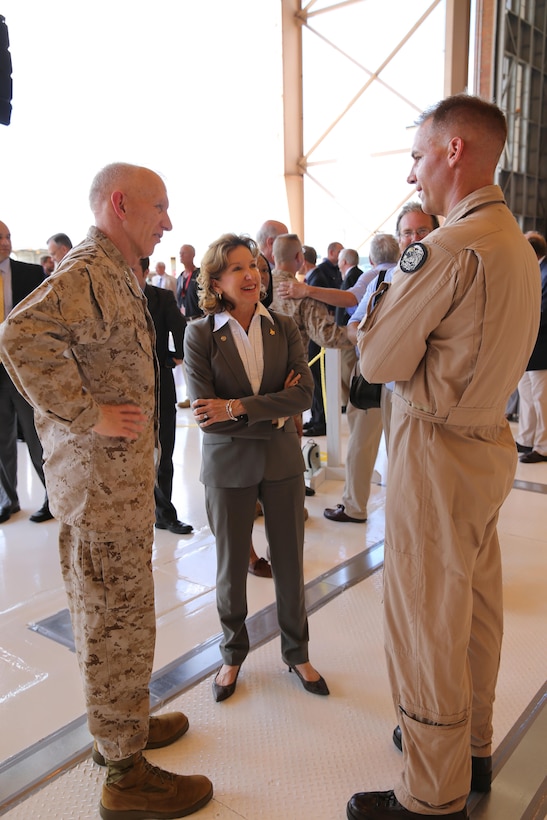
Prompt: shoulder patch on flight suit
<box><xmin>400</xmin><ymin>242</ymin><xmax>428</xmax><ymax>274</ymax></box>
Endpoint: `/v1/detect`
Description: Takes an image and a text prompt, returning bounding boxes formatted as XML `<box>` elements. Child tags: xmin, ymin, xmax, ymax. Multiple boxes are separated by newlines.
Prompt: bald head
<box><xmin>179</xmin><ymin>244</ymin><xmax>196</xmax><ymax>270</ymax></box>
<box><xmin>88</xmin><ymin>162</ymin><xmax>172</xmax><ymax>265</ymax></box>
<box><xmin>256</xmin><ymin>220</ymin><xmax>289</xmax><ymax>265</ymax></box>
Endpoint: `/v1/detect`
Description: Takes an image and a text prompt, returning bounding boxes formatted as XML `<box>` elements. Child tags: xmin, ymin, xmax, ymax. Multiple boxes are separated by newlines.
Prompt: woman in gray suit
<box><xmin>184</xmin><ymin>233</ymin><xmax>329</xmax><ymax>702</ymax></box>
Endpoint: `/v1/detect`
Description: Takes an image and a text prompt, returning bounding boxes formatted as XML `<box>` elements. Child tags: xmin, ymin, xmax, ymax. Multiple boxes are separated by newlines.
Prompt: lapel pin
<box><xmin>221</xmin><ymin>335</ymin><xmax>227</xmax><ymax>341</ymax></box>
<box><xmin>270</xmin><ymin>328</ymin><xmax>276</xmax><ymax>335</ymax></box>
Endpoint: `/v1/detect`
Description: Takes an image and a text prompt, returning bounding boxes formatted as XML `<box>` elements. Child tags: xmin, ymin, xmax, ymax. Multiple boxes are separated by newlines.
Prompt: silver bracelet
<box><xmin>226</xmin><ymin>399</ymin><xmax>238</xmax><ymax>421</ymax></box>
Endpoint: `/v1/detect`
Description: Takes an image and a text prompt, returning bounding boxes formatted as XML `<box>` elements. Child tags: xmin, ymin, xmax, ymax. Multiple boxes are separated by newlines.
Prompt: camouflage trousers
<box><xmin>58</xmin><ymin>523</ymin><xmax>156</xmax><ymax>761</ymax></box>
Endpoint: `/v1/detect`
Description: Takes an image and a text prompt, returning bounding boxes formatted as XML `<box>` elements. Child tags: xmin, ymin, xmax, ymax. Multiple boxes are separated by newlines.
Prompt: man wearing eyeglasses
<box><xmin>396</xmin><ymin>201</ymin><xmax>440</xmax><ymax>249</ymax></box>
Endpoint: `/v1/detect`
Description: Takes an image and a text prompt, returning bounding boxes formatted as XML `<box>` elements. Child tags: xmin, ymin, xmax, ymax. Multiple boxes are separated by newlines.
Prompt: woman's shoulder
<box><xmin>186</xmin><ymin>315</ymin><xmax>213</xmax><ymax>333</ymax></box>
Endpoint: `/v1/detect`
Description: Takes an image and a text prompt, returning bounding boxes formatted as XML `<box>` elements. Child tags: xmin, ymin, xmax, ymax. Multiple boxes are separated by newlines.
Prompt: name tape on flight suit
<box><xmin>400</xmin><ymin>242</ymin><xmax>428</xmax><ymax>274</ymax></box>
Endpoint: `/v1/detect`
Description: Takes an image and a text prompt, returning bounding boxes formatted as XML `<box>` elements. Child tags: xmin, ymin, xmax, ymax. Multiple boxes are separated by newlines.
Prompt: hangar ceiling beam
<box><xmin>281</xmin><ymin>0</ymin><xmax>449</xmax><ymax>240</ymax></box>
<box><xmin>444</xmin><ymin>0</ymin><xmax>471</xmax><ymax>95</ymax></box>
<box><xmin>281</xmin><ymin>0</ymin><xmax>305</xmax><ymax>239</ymax></box>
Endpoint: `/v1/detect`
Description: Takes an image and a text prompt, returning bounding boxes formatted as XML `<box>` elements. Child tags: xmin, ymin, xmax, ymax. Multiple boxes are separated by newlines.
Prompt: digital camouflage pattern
<box><xmin>0</xmin><ymin>225</ymin><xmax>160</xmax><ymax>760</ymax></box>
<box><xmin>271</xmin><ymin>268</ymin><xmax>352</xmax><ymax>353</ymax></box>
<box><xmin>59</xmin><ymin>523</ymin><xmax>155</xmax><ymax>759</ymax></box>
<box><xmin>0</xmin><ymin>226</ymin><xmax>158</xmax><ymax>537</ymax></box>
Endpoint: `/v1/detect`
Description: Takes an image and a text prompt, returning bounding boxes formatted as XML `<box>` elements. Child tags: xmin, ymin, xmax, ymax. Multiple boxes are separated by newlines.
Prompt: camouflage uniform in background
<box><xmin>0</xmin><ymin>226</ymin><xmax>159</xmax><ymax>762</ymax></box>
<box><xmin>270</xmin><ymin>267</ymin><xmax>352</xmax><ymax>353</ymax></box>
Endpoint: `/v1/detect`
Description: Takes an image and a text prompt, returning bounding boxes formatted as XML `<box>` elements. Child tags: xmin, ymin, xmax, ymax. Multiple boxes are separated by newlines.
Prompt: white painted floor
<box><xmin>0</xmin><ymin>409</ymin><xmax>545</xmax><ymax>819</ymax></box>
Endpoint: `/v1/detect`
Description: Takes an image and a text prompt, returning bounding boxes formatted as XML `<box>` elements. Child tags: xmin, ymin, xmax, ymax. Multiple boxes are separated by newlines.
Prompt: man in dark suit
<box><xmin>47</xmin><ymin>232</ymin><xmax>73</xmax><ymax>268</ymax></box>
<box><xmin>336</xmin><ymin>248</ymin><xmax>363</xmax><ymax>409</ymax></box>
<box><xmin>335</xmin><ymin>248</ymin><xmax>362</xmax><ymax>325</ymax></box>
<box><xmin>0</xmin><ymin>220</ymin><xmax>52</xmax><ymax>523</ymax></box>
<box><xmin>303</xmin><ymin>241</ymin><xmax>344</xmax><ymax>435</ymax></box>
<box><xmin>176</xmin><ymin>244</ymin><xmax>201</xmax><ymax>316</ymax></box>
<box><xmin>517</xmin><ymin>231</ymin><xmax>547</xmax><ymax>462</ymax></box>
<box><xmin>134</xmin><ymin>258</ymin><xmax>192</xmax><ymax>534</ymax></box>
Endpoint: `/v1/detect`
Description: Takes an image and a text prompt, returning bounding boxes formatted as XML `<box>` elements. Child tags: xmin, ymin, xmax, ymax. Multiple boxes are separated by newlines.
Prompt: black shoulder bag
<box><xmin>348</xmin><ymin>269</ymin><xmax>388</xmax><ymax>411</ymax></box>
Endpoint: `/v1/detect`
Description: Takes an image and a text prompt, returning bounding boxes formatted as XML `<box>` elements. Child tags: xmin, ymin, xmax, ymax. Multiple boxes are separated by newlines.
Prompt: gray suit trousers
<box><xmin>206</xmin><ymin>473</ymin><xmax>309</xmax><ymax>667</ymax></box>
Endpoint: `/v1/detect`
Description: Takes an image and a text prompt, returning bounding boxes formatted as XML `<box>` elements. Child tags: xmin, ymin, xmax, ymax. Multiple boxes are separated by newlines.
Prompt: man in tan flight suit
<box><xmin>346</xmin><ymin>97</ymin><xmax>540</xmax><ymax>819</ymax></box>
<box><xmin>0</xmin><ymin>163</ymin><xmax>213</xmax><ymax>820</ymax></box>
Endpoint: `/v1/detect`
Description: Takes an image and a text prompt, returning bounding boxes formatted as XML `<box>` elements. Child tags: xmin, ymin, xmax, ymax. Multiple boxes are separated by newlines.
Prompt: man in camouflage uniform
<box><xmin>0</xmin><ymin>163</ymin><xmax>213</xmax><ymax>819</ymax></box>
<box><xmin>270</xmin><ymin>233</ymin><xmax>352</xmax><ymax>365</ymax></box>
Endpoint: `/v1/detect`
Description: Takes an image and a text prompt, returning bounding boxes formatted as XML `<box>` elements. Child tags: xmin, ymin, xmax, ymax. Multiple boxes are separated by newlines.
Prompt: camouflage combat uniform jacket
<box><xmin>270</xmin><ymin>268</ymin><xmax>352</xmax><ymax>352</ymax></box>
<box><xmin>0</xmin><ymin>227</ymin><xmax>157</xmax><ymax>538</ymax></box>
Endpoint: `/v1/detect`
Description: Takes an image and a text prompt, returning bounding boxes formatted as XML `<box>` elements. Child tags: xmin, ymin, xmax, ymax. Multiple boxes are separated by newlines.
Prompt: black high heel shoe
<box><xmin>289</xmin><ymin>665</ymin><xmax>329</xmax><ymax>696</ymax></box>
<box><xmin>212</xmin><ymin>666</ymin><xmax>241</xmax><ymax>703</ymax></box>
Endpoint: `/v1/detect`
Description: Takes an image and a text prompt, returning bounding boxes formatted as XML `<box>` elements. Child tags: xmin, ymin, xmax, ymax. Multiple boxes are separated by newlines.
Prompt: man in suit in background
<box><xmin>0</xmin><ymin>220</ymin><xmax>52</xmax><ymax>523</ymax></box>
<box><xmin>516</xmin><ymin>230</ymin><xmax>547</xmax><ymax>463</ymax></box>
<box><xmin>152</xmin><ymin>260</ymin><xmax>177</xmax><ymax>295</ymax></box>
<box><xmin>297</xmin><ymin>244</ymin><xmax>317</xmax><ymax>282</ymax></box>
<box><xmin>134</xmin><ymin>257</ymin><xmax>193</xmax><ymax>534</ymax></box>
<box><xmin>40</xmin><ymin>254</ymin><xmax>55</xmax><ymax>277</ymax></box>
<box><xmin>256</xmin><ymin>219</ymin><xmax>289</xmax><ymax>269</ymax></box>
<box><xmin>336</xmin><ymin>248</ymin><xmax>363</xmax><ymax>408</ymax></box>
<box><xmin>176</xmin><ymin>244</ymin><xmax>201</xmax><ymax>318</ymax></box>
<box><xmin>303</xmin><ymin>241</ymin><xmax>343</xmax><ymax>436</ymax></box>
<box><xmin>47</xmin><ymin>232</ymin><xmax>73</xmax><ymax>268</ymax></box>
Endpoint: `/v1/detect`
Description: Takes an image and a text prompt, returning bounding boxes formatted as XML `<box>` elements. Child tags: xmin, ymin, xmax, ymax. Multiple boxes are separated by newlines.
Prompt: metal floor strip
<box><xmin>469</xmin><ymin>683</ymin><xmax>547</xmax><ymax>818</ymax></box>
<box><xmin>0</xmin><ymin>541</ymin><xmax>385</xmax><ymax>813</ymax></box>
<box><xmin>513</xmin><ymin>478</ymin><xmax>547</xmax><ymax>494</ymax></box>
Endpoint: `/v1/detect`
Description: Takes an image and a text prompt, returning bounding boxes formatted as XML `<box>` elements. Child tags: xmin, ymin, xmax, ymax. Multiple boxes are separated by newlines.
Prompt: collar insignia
<box><xmin>400</xmin><ymin>242</ymin><xmax>428</xmax><ymax>274</ymax></box>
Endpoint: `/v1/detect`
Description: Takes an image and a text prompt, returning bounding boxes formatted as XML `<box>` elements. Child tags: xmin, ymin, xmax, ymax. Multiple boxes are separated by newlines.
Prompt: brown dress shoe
<box><xmin>93</xmin><ymin>712</ymin><xmax>189</xmax><ymax>766</ymax></box>
<box><xmin>100</xmin><ymin>752</ymin><xmax>212</xmax><ymax>819</ymax></box>
<box><xmin>248</xmin><ymin>557</ymin><xmax>272</xmax><ymax>578</ymax></box>
<box><xmin>346</xmin><ymin>790</ymin><xmax>467</xmax><ymax>818</ymax></box>
<box><xmin>324</xmin><ymin>504</ymin><xmax>366</xmax><ymax>523</ymax></box>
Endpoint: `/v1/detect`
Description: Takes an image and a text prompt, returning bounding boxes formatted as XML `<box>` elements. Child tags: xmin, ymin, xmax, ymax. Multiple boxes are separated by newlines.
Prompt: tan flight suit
<box><xmin>0</xmin><ymin>227</ymin><xmax>158</xmax><ymax>762</ymax></box>
<box><xmin>358</xmin><ymin>186</ymin><xmax>540</xmax><ymax>814</ymax></box>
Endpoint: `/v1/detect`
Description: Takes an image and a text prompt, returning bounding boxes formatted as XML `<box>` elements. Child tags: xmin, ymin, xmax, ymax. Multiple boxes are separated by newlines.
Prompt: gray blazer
<box><xmin>184</xmin><ymin>309</ymin><xmax>313</xmax><ymax>488</ymax></box>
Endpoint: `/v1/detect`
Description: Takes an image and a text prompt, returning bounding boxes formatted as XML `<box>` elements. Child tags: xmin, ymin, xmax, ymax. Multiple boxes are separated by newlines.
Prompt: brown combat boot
<box><xmin>93</xmin><ymin>712</ymin><xmax>190</xmax><ymax>766</ymax></box>
<box><xmin>99</xmin><ymin>752</ymin><xmax>213</xmax><ymax>819</ymax></box>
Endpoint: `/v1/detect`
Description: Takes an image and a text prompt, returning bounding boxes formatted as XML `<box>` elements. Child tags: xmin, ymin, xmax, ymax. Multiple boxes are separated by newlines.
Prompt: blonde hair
<box><xmin>198</xmin><ymin>233</ymin><xmax>260</xmax><ymax>314</ymax></box>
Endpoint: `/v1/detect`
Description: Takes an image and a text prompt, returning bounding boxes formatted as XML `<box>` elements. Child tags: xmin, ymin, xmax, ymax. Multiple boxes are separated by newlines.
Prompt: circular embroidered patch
<box><xmin>400</xmin><ymin>242</ymin><xmax>428</xmax><ymax>274</ymax></box>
